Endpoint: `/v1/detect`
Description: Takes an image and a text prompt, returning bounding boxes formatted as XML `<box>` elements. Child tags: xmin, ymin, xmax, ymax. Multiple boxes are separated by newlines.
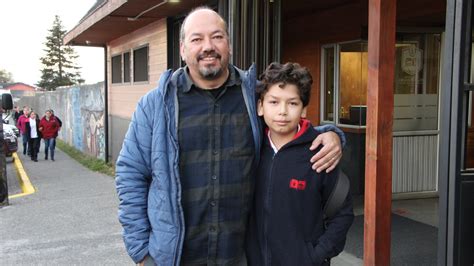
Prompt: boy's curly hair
<box><xmin>257</xmin><ymin>62</ymin><xmax>313</xmax><ymax>106</ymax></box>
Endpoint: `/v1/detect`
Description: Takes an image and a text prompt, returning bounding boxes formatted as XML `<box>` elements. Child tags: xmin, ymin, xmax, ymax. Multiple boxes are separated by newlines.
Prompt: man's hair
<box><xmin>257</xmin><ymin>62</ymin><xmax>313</xmax><ymax>107</ymax></box>
<box><xmin>179</xmin><ymin>6</ymin><xmax>230</xmax><ymax>44</ymax></box>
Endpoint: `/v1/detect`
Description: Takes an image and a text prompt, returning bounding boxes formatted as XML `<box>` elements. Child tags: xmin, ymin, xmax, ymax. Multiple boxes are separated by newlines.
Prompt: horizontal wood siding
<box><xmin>108</xmin><ymin>18</ymin><xmax>168</xmax><ymax>119</ymax></box>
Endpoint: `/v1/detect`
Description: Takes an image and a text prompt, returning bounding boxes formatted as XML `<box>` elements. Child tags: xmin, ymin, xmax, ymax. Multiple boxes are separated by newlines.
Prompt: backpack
<box><xmin>55</xmin><ymin>116</ymin><xmax>62</xmax><ymax>127</ymax></box>
<box><xmin>323</xmin><ymin>170</ymin><xmax>350</xmax><ymax>219</ymax></box>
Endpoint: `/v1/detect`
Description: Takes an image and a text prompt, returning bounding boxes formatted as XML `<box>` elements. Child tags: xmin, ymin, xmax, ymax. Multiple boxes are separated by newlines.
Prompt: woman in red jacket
<box><xmin>39</xmin><ymin>109</ymin><xmax>60</xmax><ymax>161</ymax></box>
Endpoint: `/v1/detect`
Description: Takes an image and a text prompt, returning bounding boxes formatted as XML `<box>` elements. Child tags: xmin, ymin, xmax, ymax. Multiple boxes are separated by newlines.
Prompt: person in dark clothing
<box><xmin>13</xmin><ymin>106</ymin><xmax>21</xmax><ymax>125</ymax></box>
<box><xmin>247</xmin><ymin>62</ymin><xmax>354</xmax><ymax>266</ymax></box>
<box><xmin>25</xmin><ymin>111</ymin><xmax>42</xmax><ymax>162</ymax></box>
<box><xmin>50</xmin><ymin>109</ymin><xmax>62</xmax><ymax>128</ymax></box>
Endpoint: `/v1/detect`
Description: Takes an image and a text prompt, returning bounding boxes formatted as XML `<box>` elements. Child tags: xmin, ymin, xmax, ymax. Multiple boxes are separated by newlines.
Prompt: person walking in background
<box><xmin>16</xmin><ymin>106</ymin><xmax>31</xmax><ymax>155</ymax></box>
<box><xmin>50</xmin><ymin>109</ymin><xmax>62</xmax><ymax>128</ymax></box>
<box><xmin>39</xmin><ymin>109</ymin><xmax>60</xmax><ymax>161</ymax></box>
<box><xmin>25</xmin><ymin>111</ymin><xmax>41</xmax><ymax>162</ymax></box>
<box><xmin>13</xmin><ymin>106</ymin><xmax>21</xmax><ymax>125</ymax></box>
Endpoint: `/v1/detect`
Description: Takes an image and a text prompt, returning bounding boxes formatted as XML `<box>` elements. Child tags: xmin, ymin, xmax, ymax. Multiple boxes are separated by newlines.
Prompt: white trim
<box><xmin>392</xmin><ymin>191</ymin><xmax>438</xmax><ymax>200</ymax></box>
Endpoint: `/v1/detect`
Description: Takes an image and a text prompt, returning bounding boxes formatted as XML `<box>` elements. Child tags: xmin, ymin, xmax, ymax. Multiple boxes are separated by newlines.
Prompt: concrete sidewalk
<box><xmin>0</xmin><ymin>149</ymin><xmax>130</xmax><ymax>265</ymax></box>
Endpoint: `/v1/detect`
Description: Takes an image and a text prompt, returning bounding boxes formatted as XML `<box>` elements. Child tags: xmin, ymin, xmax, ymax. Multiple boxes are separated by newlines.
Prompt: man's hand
<box><xmin>310</xmin><ymin>131</ymin><xmax>342</xmax><ymax>173</ymax></box>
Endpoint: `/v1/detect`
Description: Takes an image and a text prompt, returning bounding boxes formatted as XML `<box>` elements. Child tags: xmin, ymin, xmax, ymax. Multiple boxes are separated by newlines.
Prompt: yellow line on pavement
<box><xmin>8</xmin><ymin>152</ymin><xmax>35</xmax><ymax>199</ymax></box>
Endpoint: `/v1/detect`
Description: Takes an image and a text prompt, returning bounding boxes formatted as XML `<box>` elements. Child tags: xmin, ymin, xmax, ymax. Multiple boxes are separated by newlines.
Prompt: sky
<box><xmin>0</xmin><ymin>0</ymin><xmax>104</xmax><ymax>86</ymax></box>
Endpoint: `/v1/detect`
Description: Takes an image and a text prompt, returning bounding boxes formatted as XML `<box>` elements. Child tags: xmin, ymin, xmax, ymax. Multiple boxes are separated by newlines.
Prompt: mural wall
<box><xmin>18</xmin><ymin>83</ymin><xmax>105</xmax><ymax>160</ymax></box>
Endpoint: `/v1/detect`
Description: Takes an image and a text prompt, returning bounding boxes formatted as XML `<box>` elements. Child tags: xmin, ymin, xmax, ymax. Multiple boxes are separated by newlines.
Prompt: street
<box><xmin>0</xmin><ymin>149</ymin><xmax>129</xmax><ymax>265</ymax></box>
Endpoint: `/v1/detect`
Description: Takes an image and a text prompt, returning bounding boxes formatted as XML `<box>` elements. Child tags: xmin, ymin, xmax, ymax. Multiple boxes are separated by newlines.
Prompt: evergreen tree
<box><xmin>37</xmin><ymin>15</ymin><xmax>84</xmax><ymax>91</ymax></box>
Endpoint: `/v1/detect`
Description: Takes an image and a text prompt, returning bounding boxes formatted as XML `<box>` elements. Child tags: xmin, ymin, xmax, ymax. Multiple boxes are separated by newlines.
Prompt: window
<box><xmin>321</xmin><ymin>33</ymin><xmax>441</xmax><ymax>130</ymax></box>
<box><xmin>111</xmin><ymin>55</ymin><xmax>122</xmax><ymax>84</ymax></box>
<box><xmin>168</xmin><ymin>17</ymin><xmax>185</xmax><ymax>70</ymax></box>
<box><xmin>123</xmin><ymin>52</ymin><xmax>130</xmax><ymax>83</ymax></box>
<box><xmin>111</xmin><ymin>46</ymin><xmax>148</xmax><ymax>84</ymax></box>
<box><xmin>338</xmin><ymin>42</ymin><xmax>368</xmax><ymax>126</ymax></box>
<box><xmin>134</xmin><ymin>46</ymin><xmax>149</xmax><ymax>82</ymax></box>
<box><xmin>393</xmin><ymin>34</ymin><xmax>441</xmax><ymax>132</ymax></box>
<box><xmin>321</xmin><ymin>41</ymin><xmax>368</xmax><ymax>127</ymax></box>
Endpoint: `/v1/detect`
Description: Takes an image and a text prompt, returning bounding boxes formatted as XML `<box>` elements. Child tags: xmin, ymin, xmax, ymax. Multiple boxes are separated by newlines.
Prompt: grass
<box><xmin>56</xmin><ymin>139</ymin><xmax>115</xmax><ymax>177</ymax></box>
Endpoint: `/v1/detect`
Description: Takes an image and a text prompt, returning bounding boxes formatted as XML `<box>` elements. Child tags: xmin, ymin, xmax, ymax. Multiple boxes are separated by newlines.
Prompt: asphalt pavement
<box><xmin>0</xmin><ymin>148</ymin><xmax>130</xmax><ymax>265</ymax></box>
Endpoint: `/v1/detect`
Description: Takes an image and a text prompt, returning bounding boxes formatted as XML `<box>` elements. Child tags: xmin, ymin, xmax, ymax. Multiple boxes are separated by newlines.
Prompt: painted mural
<box><xmin>17</xmin><ymin>82</ymin><xmax>105</xmax><ymax>160</ymax></box>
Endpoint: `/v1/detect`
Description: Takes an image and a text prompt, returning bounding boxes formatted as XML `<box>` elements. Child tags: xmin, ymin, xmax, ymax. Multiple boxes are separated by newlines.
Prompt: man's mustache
<box><xmin>197</xmin><ymin>51</ymin><xmax>221</xmax><ymax>61</ymax></box>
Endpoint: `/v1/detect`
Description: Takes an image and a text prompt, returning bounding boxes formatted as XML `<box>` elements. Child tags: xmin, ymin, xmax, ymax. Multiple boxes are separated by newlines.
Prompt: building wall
<box><xmin>108</xmin><ymin>18</ymin><xmax>168</xmax><ymax>120</ymax></box>
<box><xmin>6</xmin><ymin>83</ymin><xmax>36</xmax><ymax>92</ymax></box>
<box><xmin>280</xmin><ymin>0</ymin><xmax>445</xmax><ymax>195</ymax></box>
<box><xmin>106</xmin><ymin>18</ymin><xmax>168</xmax><ymax>161</ymax></box>
<box><xmin>109</xmin><ymin>115</ymin><xmax>131</xmax><ymax>163</ymax></box>
<box><xmin>281</xmin><ymin>2</ymin><xmax>366</xmax><ymax>124</ymax></box>
<box><xmin>18</xmin><ymin>83</ymin><xmax>106</xmax><ymax>160</ymax></box>
<box><xmin>2</xmin><ymin>83</ymin><xmax>36</xmax><ymax>103</ymax></box>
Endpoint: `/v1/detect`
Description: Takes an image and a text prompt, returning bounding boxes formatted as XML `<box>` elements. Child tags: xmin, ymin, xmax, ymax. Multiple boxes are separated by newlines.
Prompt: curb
<box><xmin>8</xmin><ymin>152</ymin><xmax>36</xmax><ymax>199</ymax></box>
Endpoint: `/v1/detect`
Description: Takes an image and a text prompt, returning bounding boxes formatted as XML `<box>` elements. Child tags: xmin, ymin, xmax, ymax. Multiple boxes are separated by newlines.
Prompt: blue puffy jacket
<box><xmin>115</xmin><ymin>65</ymin><xmax>261</xmax><ymax>265</ymax></box>
<box><xmin>115</xmin><ymin>65</ymin><xmax>345</xmax><ymax>265</ymax></box>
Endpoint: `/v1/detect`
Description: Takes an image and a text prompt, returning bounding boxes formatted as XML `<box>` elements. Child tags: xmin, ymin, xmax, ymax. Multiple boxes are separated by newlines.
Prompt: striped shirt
<box><xmin>178</xmin><ymin>66</ymin><xmax>256</xmax><ymax>265</ymax></box>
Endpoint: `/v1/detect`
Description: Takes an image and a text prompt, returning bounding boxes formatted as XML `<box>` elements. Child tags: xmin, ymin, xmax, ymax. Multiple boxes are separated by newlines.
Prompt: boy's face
<box><xmin>258</xmin><ymin>82</ymin><xmax>307</xmax><ymax>138</ymax></box>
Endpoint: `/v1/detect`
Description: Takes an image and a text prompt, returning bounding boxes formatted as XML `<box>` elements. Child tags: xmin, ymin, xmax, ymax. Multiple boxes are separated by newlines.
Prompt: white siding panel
<box><xmin>392</xmin><ymin>135</ymin><xmax>438</xmax><ymax>193</ymax></box>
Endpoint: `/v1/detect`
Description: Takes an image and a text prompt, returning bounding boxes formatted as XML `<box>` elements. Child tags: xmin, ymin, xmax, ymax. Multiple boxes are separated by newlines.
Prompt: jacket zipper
<box><xmin>263</xmin><ymin>151</ymin><xmax>278</xmax><ymax>265</ymax></box>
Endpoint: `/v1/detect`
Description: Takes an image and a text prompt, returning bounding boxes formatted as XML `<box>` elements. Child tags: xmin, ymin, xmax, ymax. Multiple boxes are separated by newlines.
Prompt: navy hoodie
<box><xmin>247</xmin><ymin>120</ymin><xmax>354</xmax><ymax>266</ymax></box>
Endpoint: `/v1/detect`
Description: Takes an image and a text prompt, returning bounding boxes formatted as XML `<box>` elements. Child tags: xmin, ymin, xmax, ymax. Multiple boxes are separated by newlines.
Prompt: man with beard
<box><xmin>116</xmin><ymin>7</ymin><xmax>345</xmax><ymax>266</ymax></box>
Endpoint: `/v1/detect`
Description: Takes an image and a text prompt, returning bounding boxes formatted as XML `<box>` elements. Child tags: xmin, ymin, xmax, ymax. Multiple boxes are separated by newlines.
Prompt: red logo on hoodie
<box><xmin>289</xmin><ymin>179</ymin><xmax>306</xmax><ymax>190</ymax></box>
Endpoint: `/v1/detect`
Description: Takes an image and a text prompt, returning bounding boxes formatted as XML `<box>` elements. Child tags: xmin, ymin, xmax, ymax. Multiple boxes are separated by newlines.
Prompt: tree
<box><xmin>0</xmin><ymin>69</ymin><xmax>13</xmax><ymax>83</ymax></box>
<box><xmin>37</xmin><ymin>15</ymin><xmax>84</xmax><ymax>91</ymax></box>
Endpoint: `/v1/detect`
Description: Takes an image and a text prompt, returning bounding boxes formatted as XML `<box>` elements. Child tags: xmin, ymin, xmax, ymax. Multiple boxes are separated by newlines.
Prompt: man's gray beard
<box><xmin>199</xmin><ymin>66</ymin><xmax>223</xmax><ymax>80</ymax></box>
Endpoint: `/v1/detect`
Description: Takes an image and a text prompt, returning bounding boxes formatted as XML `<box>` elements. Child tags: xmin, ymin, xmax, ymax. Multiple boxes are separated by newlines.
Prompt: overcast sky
<box><xmin>0</xmin><ymin>0</ymin><xmax>104</xmax><ymax>86</ymax></box>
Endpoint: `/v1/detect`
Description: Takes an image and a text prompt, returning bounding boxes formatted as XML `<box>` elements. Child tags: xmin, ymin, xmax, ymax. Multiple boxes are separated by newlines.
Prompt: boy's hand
<box><xmin>310</xmin><ymin>131</ymin><xmax>342</xmax><ymax>173</ymax></box>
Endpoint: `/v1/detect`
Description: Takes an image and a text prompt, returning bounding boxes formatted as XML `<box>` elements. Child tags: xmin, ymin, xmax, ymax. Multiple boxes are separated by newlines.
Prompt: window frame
<box><xmin>133</xmin><ymin>44</ymin><xmax>149</xmax><ymax>84</ymax></box>
<box><xmin>320</xmin><ymin>40</ymin><xmax>367</xmax><ymax>129</ymax></box>
<box><xmin>111</xmin><ymin>53</ymin><xmax>123</xmax><ymax>84</ymax></box>
<box><xmin>123</xmin><ymin>51</ymin><xmax>131</xmax><ymax>84</ymax></box>
<box><xmin>320</xmin><ymin>44</ymin><xmax>337</xmax><ymax>124</ymax></box>
<box><xmin>321</xmin><ymin>36</ymin><xmax>441</xmax><ymax>131</ymax></box>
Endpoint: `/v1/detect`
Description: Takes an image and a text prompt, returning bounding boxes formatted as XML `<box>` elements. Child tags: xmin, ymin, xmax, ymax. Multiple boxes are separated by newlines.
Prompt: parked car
<box><xmin>3</xmin><ymin>121</ymin><xmax>18</xmax><ymax>158</ymax></box>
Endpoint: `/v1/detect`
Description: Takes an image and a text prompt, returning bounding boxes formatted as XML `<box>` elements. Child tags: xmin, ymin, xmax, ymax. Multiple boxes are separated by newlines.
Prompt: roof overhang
<box><xmin>64</xmin><ymin>0</ymin><xmax>208</xmax><ymax>46</ymax></box>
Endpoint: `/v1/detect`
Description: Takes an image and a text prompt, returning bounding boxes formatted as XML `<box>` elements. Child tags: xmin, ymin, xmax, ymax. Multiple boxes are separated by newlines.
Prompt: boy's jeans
<box><xmin>44</xmin><ymin>138</ymin><xmax>56</xmax><ymax>160</ymax></box>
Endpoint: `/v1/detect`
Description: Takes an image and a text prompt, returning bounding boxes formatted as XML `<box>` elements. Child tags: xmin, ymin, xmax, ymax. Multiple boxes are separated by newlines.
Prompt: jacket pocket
<box><xmin>305</xmin><ymin>242</ymin><xmax>326</xmax><ymax>266</ymax></box>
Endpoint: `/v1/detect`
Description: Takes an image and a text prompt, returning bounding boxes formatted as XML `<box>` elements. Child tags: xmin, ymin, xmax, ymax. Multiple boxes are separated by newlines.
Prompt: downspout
<box><xmin>103</xmin><ymin>45</ymin><xmax>109</xmax><ymax>163</ymax></box>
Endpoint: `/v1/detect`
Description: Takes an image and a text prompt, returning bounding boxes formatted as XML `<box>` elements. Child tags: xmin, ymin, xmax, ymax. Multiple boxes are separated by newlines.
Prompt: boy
<box><xmin>247</xmin><ymin>62</ymin><xmax>354</xmax><ymax>265</ymax></box>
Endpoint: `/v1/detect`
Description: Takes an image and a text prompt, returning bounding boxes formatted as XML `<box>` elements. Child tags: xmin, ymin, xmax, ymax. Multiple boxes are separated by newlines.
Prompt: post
<box><xmin>364</xmin><ymin>0</ymin><xmax>396</xmax><ymax>265</ymax></box>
